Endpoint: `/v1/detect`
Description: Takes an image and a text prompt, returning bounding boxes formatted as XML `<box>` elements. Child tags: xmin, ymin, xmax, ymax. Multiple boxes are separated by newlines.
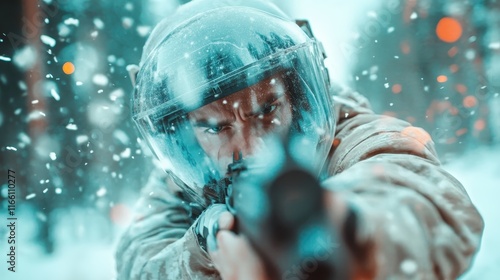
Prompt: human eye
<box><xmin>204</xmin><ymin>125</ymin><xmax>226</xmax><ymax>135</ymax></box>
<box><xmin>261</xmin><ymin>103</ymin><xmax>278</xmax><ymax>115</ymax></box>
<box><xmin>256</xmin><ymin>98</ymin><xmax>282</xmax><ymax>117</ymax></box>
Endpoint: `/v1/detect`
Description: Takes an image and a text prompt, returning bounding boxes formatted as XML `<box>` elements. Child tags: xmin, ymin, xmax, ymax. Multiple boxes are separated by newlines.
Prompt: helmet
<box><xmin>132</xmin><ymin>0</ymin><xmax>336</xmax><ymax>204</ymax></box>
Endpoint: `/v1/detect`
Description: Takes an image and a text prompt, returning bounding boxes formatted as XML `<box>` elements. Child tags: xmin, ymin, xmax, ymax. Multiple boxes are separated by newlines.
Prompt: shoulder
<box><xmin>331</xmin><ymin>84</ymin><xmax>373</xmax><ymax>122</ymax></box>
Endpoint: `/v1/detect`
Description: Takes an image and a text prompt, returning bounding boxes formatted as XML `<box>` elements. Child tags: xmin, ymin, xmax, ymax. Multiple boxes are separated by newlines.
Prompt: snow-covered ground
<box><xmin>1</xmin><ymin>146</ymin><xmax>498</xmax><ymax>280</ymax></box>
<box><xmin>0</xmin><ymin>205</ymin><xmax>121</xmax><ymax>280</ymax></box>
<box><xmin>445</xmin><ymin>146</ymin><xmax>500</xmax><ymax>280</ymax></box>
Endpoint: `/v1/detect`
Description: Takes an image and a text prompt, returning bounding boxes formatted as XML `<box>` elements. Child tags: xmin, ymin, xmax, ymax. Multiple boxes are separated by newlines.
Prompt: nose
<box><xmin>231</xmin><ymin>123</ymin><xmax>264</xmax><ymax>158</ymax></box>
<box><xmin>216</xmin><ymin>124</ymin><xmax>261</xmax><ymax>175</ymax></box>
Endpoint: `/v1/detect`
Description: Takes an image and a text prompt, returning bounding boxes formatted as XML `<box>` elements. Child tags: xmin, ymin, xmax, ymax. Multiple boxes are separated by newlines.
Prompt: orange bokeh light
<box><xmin>437</xmin><ymin>75</ymin><xmax>448</xmax><ymax>83</ymax></box>
<box><xmin>62</xmin><ymin>62</ymin><xmax>75</xmax><ymax>75</ymax></box>
<box><xmin>455</xmin><ymin>128</ymin><xmax>468</xmax><ymax>137</ymax></box>
<box><xmin>463</xmin><ymin>95</ymin><xmax>477</xmax><ymax>108</ymax></box>
<box><xmin>448</xmin><ymin>46</ymin><xmax>458</xmax><ymax>57</ymax></box>
<box><xmin>401</xmin><ymin>41</ymin><xmax>411</xmax><ymax>54</ymax></box>
<box><xmin>446</xmin><ymin>137</ymin><xmax>457</xmax><ymax>144</ymax></box>
<box><xmin>436</xmin><ymin>17</ymin><xmax>463</xmax><ymax>43</ymax></box>
<box><xmin>333</xmin><ymin>138</ymin><xmax>341</xmax><ymax>148</ymax></box>
<box><xmin>455</xmin><ymin>84</ymin><xmax>467</xmax><ymax>94</ymax></box>
<box><xmin>392</xmin><ymin>84</ymin><xmax>402</xmax><ymax>94</ymax></box>
<box><xmin>474</xmin><ymin>119</ymin><xmax>486</xmax><ymax>131</ymax></box>
<box><xmin>449</xmin><ymin>64</ymin><xmax>459</xmax><ymax>73</ymax></box>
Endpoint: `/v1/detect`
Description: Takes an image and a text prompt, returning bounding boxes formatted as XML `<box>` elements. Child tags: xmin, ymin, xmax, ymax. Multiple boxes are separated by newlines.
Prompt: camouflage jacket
<box><xmin>115</xmin><ymin>89</ymin><xmax>483</xmax><ymax>280</ymax></box>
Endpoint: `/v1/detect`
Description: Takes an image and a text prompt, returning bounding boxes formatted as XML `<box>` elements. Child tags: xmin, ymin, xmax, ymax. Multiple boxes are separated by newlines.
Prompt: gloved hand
<box><xmin>193</xmin><ymin>203</ymin><xmax>228</xmax><ymax>252</ymax></box>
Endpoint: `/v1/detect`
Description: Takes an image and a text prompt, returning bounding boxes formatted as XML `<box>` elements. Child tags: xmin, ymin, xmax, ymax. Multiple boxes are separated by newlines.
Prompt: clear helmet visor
<box><xmin>133</xmin><ymin>8</ymin><xmax>336</xmax><ymax>204</ymax></box>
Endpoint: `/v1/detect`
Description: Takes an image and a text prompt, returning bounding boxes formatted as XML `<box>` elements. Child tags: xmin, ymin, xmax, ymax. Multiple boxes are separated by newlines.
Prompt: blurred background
<box><xmin>0</xmin><ymin>0</ymin><xmax>498</xmax><ymax>279</ymax></box>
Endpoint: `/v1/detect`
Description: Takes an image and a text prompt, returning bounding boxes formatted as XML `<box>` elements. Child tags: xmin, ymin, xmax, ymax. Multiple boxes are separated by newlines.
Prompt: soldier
<box><xmin>116</xmin><ymin>0</ymin><xmax>483</xmax><ymax>279</ymax></box>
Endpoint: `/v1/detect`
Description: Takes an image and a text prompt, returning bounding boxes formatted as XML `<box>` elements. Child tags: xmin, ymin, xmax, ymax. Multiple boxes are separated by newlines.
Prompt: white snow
<box><xmin>96</xmin><ymin>187</ymin><xmax>107</xmax><ymax>197</ymax></box>
<box><xmin>122</xmin><ymin>17</ymin><xmax>134</xmax><ymax>28</ymax></box>
<box><xmin>125</xmin><ymin>2</ymin><xmax>134</xmax><ymax>11</ymax></box>
<box><xmin>18</xmin><ymin>132</ymin><xmax>31</xmax><ymax>144</ymax></box>
<box><xmin>400</xmin><ymin>259</ymin><xmax>417</xmax><ymax>275</ymax></box>
<box><xmin>0</xmin><ymin>207</ymin><xmax>118</xmax><ymax>279</ymax></box>
<box><xmin>41</xmin><ymin>34</ymin><xmax>57</xmax><ymax>47</ymax></box>
<box><xmin>26</xmin><ymin>111</ymin><xmax>46</xmax><ymax>122</ymax></box>
<box><xmin>87</xmin><ymin>101</ymin><xmax>121</xmax><ymax>129</ymax></box>
<box><xmin>93</xmin><ymin>18</ymin><xmax>104</xmax><ymax>29</ymax></box>
<box><xmin>76</xmin><ymin>135</ymin><xmax>89</xmax><ymax>145</ymax></box>
<box><xmin>2</xmin><ymin>1</ymin><xmax>498</xmax><ymax>279</ymax></box>
<box><xmin>109</xmin><ymin>88</ymin><xmax>124</xmax><ymax>101</ymax></box>
<box><xmin>92</xmin><ymin>73</ymin><xmax>109</xmax><ymax>86</ymax></box>
<box><xmin>137</xmin><ymin>25</ymin><xmax>152</xmax><ymax>37</ymax></box>
<box><xmin>50</xmin><ymin>88</ymin><xmax>61</xmax><ymax>101</ymax></box>
<box><xmin>18</xmin><ymin>80</ymin><xmax>27</xmax><ymax>90</ymax></box>
<box><xmin>444</xmin><ymin>147</ymin><xmax>500</xmax><ymax>280</ymax></box>
<box><xmin>58</xmin><ymin>23</ymin><xmax>71</xmax><ymax>37</ymax></box>
<box><xmin>488</xmin><ymin>42</ymin><xmax>500</xmax><ymax>50</ymax></box>
<box><xmin>465</xmin><ymin>49</ymin><xmax>475</xmax><ymax>60</ymax></box>
<box><xmin>64</xmin><ymin>18</ymin><xmax>80</xmax><ymax>26</ymax></box>
<box><xmin>120</xmin><ymin>148</ymin><xmax>131</xmax><ymax>158</ymax></box>
<box><xmin>66</xmin><ymin>123</ymin><xmax>78</xmax><ymax>130</ymax></box>
<box><xmin>37</xmin><ymin>212</ymin><xmax>48</xmax><ymax>222</ymax></box>
<box><xmin>13</xmin><ymin>45</ymin><xmax>37</xmax><ymax>70</ymax></box>
<box><xmin>6</xmin><ymin>146</ymin><xmax>496</xmax><ymax>280</ymax></box>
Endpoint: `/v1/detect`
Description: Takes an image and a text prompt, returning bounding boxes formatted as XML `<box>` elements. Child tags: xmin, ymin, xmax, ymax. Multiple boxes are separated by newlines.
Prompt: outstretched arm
<box><xmin>323</xmin><ymin>90</ymin><xmax>484</xmax><ymax>279</ymax></box>
<box><xmin>115</xmin><ymin>168</ymin><xmax>220</xmax><ymax>280</ymax></box>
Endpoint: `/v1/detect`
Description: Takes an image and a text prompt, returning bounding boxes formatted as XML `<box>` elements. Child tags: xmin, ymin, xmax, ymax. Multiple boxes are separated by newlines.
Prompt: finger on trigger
<box><xmin>218</xmin><ymin>211</ymin><xmax>234</xmax><ymax>230</ymax></box>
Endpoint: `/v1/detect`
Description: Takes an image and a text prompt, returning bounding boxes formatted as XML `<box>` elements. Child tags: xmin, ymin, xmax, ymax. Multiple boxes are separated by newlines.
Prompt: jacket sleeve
<box><xmin>323</xmin><ymin>90</ymin><xmax>484</xmax><ymax>279</ymax></box>
<box><xmin>115</xmin><ymin>167</ymin><xmax>220</xmax><ymax>280</ymax></box>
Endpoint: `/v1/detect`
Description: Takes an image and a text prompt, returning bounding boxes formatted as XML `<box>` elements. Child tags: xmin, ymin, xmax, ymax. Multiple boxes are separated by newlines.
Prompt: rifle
<box><xmin>202</xmin><ymin>142</ymin><xmax>348</xmax><ymax>279</ymax></box>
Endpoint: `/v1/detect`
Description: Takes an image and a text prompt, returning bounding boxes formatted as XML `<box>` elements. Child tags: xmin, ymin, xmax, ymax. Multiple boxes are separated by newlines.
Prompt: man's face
<box><xmin>188</xmin><ymin>73</ymin><xmax>293</xmax><ymax>174</ymax></box>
